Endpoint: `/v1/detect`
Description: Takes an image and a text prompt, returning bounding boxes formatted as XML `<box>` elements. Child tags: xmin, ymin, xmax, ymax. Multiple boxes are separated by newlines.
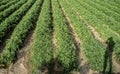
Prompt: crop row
<box><xmin>29</xmin><ymin>0</ymin><xmax>53</xmax><ymax>73</ymax></box>
<box><xmin>66</xmin><ymin>0</ymin><xmax>120</xmax><ymax>64</ymax></box>
<box><xmin>60</xmin><ymin>0</ymin><xmax>107</xmax><ymax>71</ymax></box>
<box><xmin>0</xmin><ymin>0</ymin><xmax>27</xmax><ymax>23</ymax></box>
<box><xmin>0</xmin><ymin>0</ymin><xmax>41</xmax><ymax>67</ymax></box>
<box><xmin>0</xmin><ymin>0</ymin><xmax>19</xmax><ymax>12</ymax></box>
<box><xmin>0</xmin><ymin>0</ymin><xmax>35</xmax><ymax>43</ymax></box>
<box><xmin>76</xmin><ymin>0</ymin><xmax>120</xmax><ymax>35</ymax></box>
<box><xmin>52</xmin><ymin>0</ymin><xmax>78</xmax><ymax>72</ymax></box>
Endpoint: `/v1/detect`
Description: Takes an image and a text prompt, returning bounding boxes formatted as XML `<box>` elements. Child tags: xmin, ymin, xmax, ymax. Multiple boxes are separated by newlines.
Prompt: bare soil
<box><xmin>8</xmin><ymin>30</ymin><xmax>35</xmax><ymax>74</ymax></box>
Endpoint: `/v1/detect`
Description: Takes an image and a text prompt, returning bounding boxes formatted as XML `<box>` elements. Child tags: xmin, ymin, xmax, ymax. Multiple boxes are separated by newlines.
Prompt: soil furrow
<box><xmin>8</xmin><ymin>30</ymin><xmax>35</xmax><ymax>74</ymax></box>
<box><xmin>48</xmin><ymin>0</ymin><xmax>63</xmax><ymax>74</ymax></box>
<box><xmin>50</xmin><ymin>1</ymin><xmax>57</xmax><ymax>51</ymax></box>
<box><xmin>57</xmin><ymin>0</ymin><xmax>95</xmax><ymax>74</ymax></box>
<box><xmin>48</xmin><ymin>0</ymin><xmax>58</xmax><ymax>74</ymax></box>
<box><xmin>50</xmin><ymin>0</ymin><xmax>56</xmax><ymax>60</ymax></box>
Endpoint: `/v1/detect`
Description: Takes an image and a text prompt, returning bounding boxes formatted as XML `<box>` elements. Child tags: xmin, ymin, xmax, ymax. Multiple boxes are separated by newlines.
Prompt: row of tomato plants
<box><xmin>29</xmin><ymin>0</ymin><xmax>53</xmax><ymax>73</ymax></box>
<box><xmin>67</xmin><ymin>0</ymin><xmax>120</xmax><ymax>65</ymax></box>
<box><xmin>76</xmin><ymin>0</ymin><xmax>120</xmax><ymax>35</ymax></box>
<box><xmin>0</xmin><ymin>0</ymin><xmax>35</xmax><ymax>42</ymax></box>
<box><xmin>0</xmin><ymin>0</ymin><xmax>19</xmax><ymax>12</ymax></box>
<box><xmin>52</xmin><ymin>0</ymin><xmax>78</xmax><ymax>73</ymax></box>
<box><xmin>0</xmin><ymin>0</ymin><xmax>41</xmax><ymax>67</ymax></box>
<box><xmin>0</xmin><ymin>0</ymin><xmax>27</xmax><ymax>23</ymax></box>
<box><xmin>60</xmin><ymin>0</ymin><xmax>107</xmax><ymax>71</ymax></box>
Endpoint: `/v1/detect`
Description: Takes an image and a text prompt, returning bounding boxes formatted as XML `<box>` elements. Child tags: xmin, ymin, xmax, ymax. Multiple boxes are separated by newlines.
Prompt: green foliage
<box><xmin>60</xmin><ymin>0</ymin><xmax>107</xmax><ymax>71</ymax></box>
<box><xmin>52</xmin><ymin>0</ymin><xmax>78</xmax><ymax>72</ymax></box>
<box><xmin>0</xmin><ymin>0</ymin><xmax>19</xmax><ymax>12</ymax></box>
<box><xmin>30</xmin><ymin>0</ymin><xmax>53</xmax><ymax>73</ymax></box>
<box><xmin>0</xmin><ymin>0</ymin><xmax>119</xmax><ymax>73</ymax></box>
<box><xmin>80</xmin><ymin>0</ymin><xmax>120</xmax><ymax>34</ymax></box>
<box><xmin>73</xmin><ymin>0</ymin><xmax>120</xmax><ymax>63</ymax></box>
<box><xmin>0</xmin><ymin>0</ymin><xmax>34</xmax><ymax>42</ymax></box>
<box><xmin>0</xmin><ymin>0</ymin><xmax>40</xmax><ymax>67</ymax></box>
<box><xmin>0</xmin><ymin>0</ymin><xmax>27</xmax><ymax>23</ymax></box>
<box><xmin>63</xmin><ymin>0</ymin><xmax>120</xmax><ymax>71</ymax></box>
<box><xmin>90</xmin><ymin>0</ymin><xmax>120</xmax><ymax>15</ymax></box>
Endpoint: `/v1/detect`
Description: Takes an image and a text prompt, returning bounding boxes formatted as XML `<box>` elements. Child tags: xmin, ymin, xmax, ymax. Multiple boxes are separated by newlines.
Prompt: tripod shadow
<box><xmin>103</xmin><ymin>37</ymin><xmax>115</xmax><ymax>74</ymax></box>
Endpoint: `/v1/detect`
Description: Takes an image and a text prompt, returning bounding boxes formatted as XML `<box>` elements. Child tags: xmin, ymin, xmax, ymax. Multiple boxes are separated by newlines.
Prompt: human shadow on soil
<box><xmin>38</xmin><ymin>59</ymin><xmax>64</xmax><ymax>74</ymax></box>
<box><xmin>80</xmin><ymin>62</ymin><xmax>89</xmax><ymax>74</ymax></box>
<box><xmin>38</xmin><ymin>57</ymin><xmax>79</xmax><ymax>74</ymax></box>
<box><xmin>103</xmin><ymin>37</ymin><xmax>115</xmax><ymax>74</ymax></box>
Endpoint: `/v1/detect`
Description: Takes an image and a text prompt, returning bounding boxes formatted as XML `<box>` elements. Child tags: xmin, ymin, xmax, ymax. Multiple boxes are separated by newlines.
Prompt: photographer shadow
<box><xmin>103</xmin><ymin>37</ymin><xmax>115</xmax><ymax>74</ymax></box>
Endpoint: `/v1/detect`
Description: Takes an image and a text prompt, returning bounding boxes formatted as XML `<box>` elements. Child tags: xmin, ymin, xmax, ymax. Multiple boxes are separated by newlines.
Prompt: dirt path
<box><xmin>48</xmin><ymin>1</ymin><xmax>64</xmax><ymax>74</ymax></box>
<box><xmin>57</xmin><ymin>0</ymin><xmax>97</xmax><ymax>74</ymax></box>
<box><xmin>0</xmin><ymin>30</ymin><xmax>35</xmax><ymax>74</ymax></box>
<box><xmin>49</xmin><ymin>0</ymin><xmax>59</xmax><ymax>74</ymax></box>
<box><xmin>8</xmin><ymin>30</ymin><xmax>35</xmax><ymax>74</ymax></box>
<box><xmin>50</xmin><ymin>0</ymin><xmax>56</xmax><ymax>60</ymax></box>
<box><xmin>65</xmin><ymin>0</ymin><xmax>120</xmax><ymax>73</ymax></box>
